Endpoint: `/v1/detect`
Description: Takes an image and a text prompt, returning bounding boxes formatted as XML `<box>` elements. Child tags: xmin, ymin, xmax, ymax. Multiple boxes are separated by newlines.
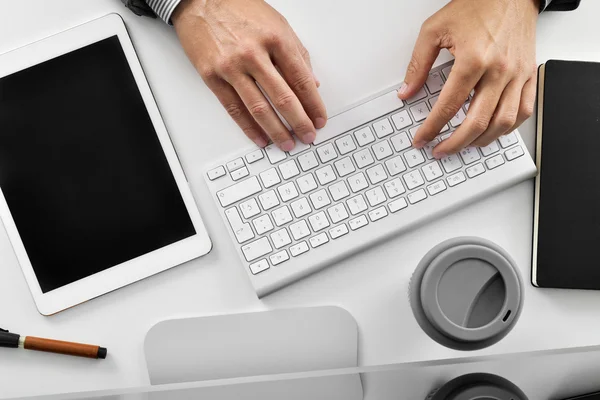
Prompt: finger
<box><xmin>472</xmin><ymin>79</ymin><xmax>524</xmax><ymax>147</ymax></box>
<box><xmin>209</xmin><ymin>79</ymin><xmax>269</xmax><ymax>147</ymax></box>
<box><xmin>233</xmin><ymin>77</ymin><xmax>295</xmax><ymax>151</ymax></box>
<box><xmin>272</xmin><ymin>41</ymin><xmax>328</xmax><ymax>130</ymax></box>
<box><xmin>433</xmin><ymin>74</ymin><xmax>506</xmax><ymax>158</ymax></box>
<box><xmin>510</xmin><ymin>76</ymin><xmax>536</xmax><ymax>132</ymax></box>
<box><xmin>290</xmin><ymin>29</ymin><xmax>320</xmax><ymax>87</ymax></box>
<box><xmin>398</xmin><ymin>20</ymin><xmax>442</xmax><ymax>99</ymax></box>
<box><xmin>413</xmin><ymin>60</ymin><xmax>484</xmax><ymax>147</ymax></box>
<box><xmin>250</xmin><ymin>59</ymin><xmax>317</xmax><ymax>145</ymax></box>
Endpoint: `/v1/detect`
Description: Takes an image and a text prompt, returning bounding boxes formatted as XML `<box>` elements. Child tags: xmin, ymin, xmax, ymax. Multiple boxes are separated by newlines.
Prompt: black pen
<box><xmin>0</xmin><ymin>328</ymin><xmax>107</xmax><ymax>359</ymax></box>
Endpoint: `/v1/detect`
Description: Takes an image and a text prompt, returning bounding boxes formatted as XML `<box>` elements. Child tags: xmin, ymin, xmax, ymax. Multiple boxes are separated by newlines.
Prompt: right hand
<box><xmin>172</xmin><ymin>0</ymin><xmax>327</xmax><ymax>152</ymax></box>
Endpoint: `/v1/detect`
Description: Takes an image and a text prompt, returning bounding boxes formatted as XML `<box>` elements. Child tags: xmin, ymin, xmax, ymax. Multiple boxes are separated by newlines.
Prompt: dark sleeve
<box><xmin>546</xmin><ymin>0</ymin><xmax>581</xmax><ymax>11</ymax></box>
<box><xmin>121</xmin><ymin>0</ymin><xmax>157</xmax><ymax>18</ymax></box>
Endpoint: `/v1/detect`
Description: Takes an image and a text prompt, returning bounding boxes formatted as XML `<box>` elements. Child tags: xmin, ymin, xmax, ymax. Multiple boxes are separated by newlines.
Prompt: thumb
<box><xmin>398</xmin><ymin>27</ymin><xmax>441</xmax><ymax>100</ymax></box>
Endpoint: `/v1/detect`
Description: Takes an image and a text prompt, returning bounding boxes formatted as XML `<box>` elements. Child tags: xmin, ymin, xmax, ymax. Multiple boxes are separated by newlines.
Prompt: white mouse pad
<box><xmin>144</xmin><ymin>306</ymin><xmax>359</xmax><ymax>385</ymax></box>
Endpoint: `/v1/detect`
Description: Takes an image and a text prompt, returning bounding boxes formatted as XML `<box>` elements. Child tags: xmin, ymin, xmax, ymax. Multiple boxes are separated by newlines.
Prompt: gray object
<box><xmin>426</xmin><ymin>373</ymin><xmax>528</xmax><ymax>400</ymax></box>
<box><xmin>410</xmin><ymin>237</ymin><xmax>524</xmax><ymax>351</ymax></box>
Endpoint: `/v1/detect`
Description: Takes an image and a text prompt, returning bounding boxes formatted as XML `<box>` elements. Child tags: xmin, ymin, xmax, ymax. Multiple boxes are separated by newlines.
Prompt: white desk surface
<box><xmin>0</xmin><ymin>0</ymin><xmax>598</xmax><ymax>398</ymax></box>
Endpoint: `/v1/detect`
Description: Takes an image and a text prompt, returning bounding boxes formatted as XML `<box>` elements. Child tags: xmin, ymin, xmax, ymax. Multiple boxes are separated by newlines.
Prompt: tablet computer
<box><xmin>0</xmin><ymin>14</ymin><xmax>212</xmax><ymax>315</ymax></box>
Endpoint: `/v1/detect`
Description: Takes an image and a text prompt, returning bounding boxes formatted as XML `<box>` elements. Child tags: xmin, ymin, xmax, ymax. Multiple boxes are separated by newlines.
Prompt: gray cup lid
<box><xmin>410</xmin><ymin>237</ymin><xmax>524</xmax><ymax>351</ymax></box>
<box><xmin>427</xmin><ymin>373</ymin><xmax>528</xmax><ymax>400</ymax></box>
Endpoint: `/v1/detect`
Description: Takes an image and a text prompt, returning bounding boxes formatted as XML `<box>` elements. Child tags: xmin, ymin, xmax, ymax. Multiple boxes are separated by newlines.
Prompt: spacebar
<box><xmin>313</xmin><ymin>90</ymin><xmax>404</xmax><ymax>145</ymax></box>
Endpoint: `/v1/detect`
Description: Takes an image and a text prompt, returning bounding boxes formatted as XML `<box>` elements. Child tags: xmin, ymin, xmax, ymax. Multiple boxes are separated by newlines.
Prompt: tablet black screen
<box><xmin>0</xmin><ymin>36</ymin><xmax>195</xmax><ymax>293</ymax></box>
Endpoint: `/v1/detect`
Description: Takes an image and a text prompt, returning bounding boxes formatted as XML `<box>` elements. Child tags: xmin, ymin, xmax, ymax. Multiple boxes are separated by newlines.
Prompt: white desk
<box><xmin>0</xmin><ymin>1</ymin><xmax>598</xmax><ymax>398</ymax></box>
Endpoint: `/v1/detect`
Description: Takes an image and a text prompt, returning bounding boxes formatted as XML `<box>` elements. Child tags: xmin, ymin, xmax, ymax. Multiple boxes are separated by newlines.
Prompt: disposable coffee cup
<box><xmin>410</xmin><ymin>237</ymin><xmax>524</xmax><ymax>351</ymax></box>
<box><xmin>426</xmin><ymin>373</ymin><xmax>528</xmax><ymax>400</ymax></box>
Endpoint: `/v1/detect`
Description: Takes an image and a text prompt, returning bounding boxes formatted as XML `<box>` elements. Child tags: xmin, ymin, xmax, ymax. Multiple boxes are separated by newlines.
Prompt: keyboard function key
<box><xmin>407</xmin><ymin>86</ymin><xmax>427</xmax><ymax>104</ymax></box>
<box><xmin>249</xmin><ymin>259</ymin><xmax>270</xmax><ymax>275</ymax></box>
<box><xmin>316</xmin><ymin>165</ymin><xmax>337</xmax><ymax>185</ymax></box>
<box><xmin>298</xmin><ymin>151</ymin><xmax>319</xmax><ymax>171</ymax></box>
<box><xmin>290</xmin><ymin>220</ymin><xmax>311</xmax><ymax>240</ymax></box>
<box><xmin>385</xmin><ymin>156</ymin><xmax>407</xmax><ymax>176</ymax></box>
<box><xmin>226</xmin><ymin>158</ymin><xmax>245</xmax><ymax>172</ymax></box>
<box><xmin>422</xmin><ymin>161</ymin><xmax>444</xmax><ymax>182</ymax></box>
<box><xmin>354</xmin><ymin>126</ymin><xmax>376</xmax><ymax>146</ymax></box>
<box><xmin>373</xmin><ymin>118</ymin><xmax>394</xmax><ymax>138</ymax></box>
<box><xmin>447</xmin><ymin>171</ymin><xmax>467</xmax><ymax>187</ymax></box>
<box><xmin>278</xmin><ymin>182</ymin><xmax>299</xmax><ymax>202</ymax></box>
<box><xmin>427</xmin><ymin>180</ymin><xmax>447</xmax><ymax>196</ymax></box>
<box><xmin>270</xmin><ymin>250</ymin><xmax>290</xmax><ymax>266</ymax></box>
<box><xmin>426</xmin><ymin>71</ymin><xmax>444</xmax><ymax>94</ymax></box>
<box><xmin>239</xmin><ymin>198</ymin><xmax>261</xmax><ymax>219</ymax></box>
<box><xmin>329</xmin><ymin>224</ymin><xmax>349</xmax><ymax>239</ymax></box>
<box><xmin>279</xmin><ymin>160</ymin><xmax>300</xmax><ymax>180</ymax></box>
<box><xmin>388</xmin><ymin>198</ymin><xmax>408</xmax><ymax>213</ymax></box>
<box><xmin>310</xmin><ymin>232</ymin><xmax>329</xmax><ymax>248</ymax></box>
<box><xmin>505</xmin><ymin>145</ymin><xmax>524</xmax><ymax>161</ymax></box>
<box><xmin>258</xmin><ymin>190</ymin><xmax>280</xmax><ymax>210</ymax></box>
<box><xmin>390</xmin><ymin>132</ymin><xmax>412</xmax><ymax>152</ymax></box>
<box><xmin>485</xmin><ymin>154</ymin><xmax>505</xmax><ymax>170</ymax></box>
<box><xmin>217</xmin><ymin>176</ymin><xmax>262</xmax><ymax>207</ymax></box>
<box><xmin>316</xmin><ymin>143</ymin><xmax>338</xmax><ymax>163</ymax></box>
<box><xmin>391</xmin><ymin>110</ymin><xmax>412</xmax><ymax>131</ymax></box>
<box><xmin>410</xmin><ymin>102</ymin><xmax>430</xmax><ymax>122</ymax></box>
<box><xmin>348</xmin><ymin>172</ymin><xmax>369</xmax><ymax>193</ymax></box>
<box><xmin>349</xmin><ymin>215</ymin><xmax>368</xmax><ymax>231</ymax></box>
<box><xmin>480</xmin><ymin>141</ymin><xmax>500</xmax><ymax>157</ymax></box>
<box><xmin>354</xmin><ymin>149</ymin><xmax>375</xmax><ymax>169</ymax></box>
<box><xmin>459</xmin><ymin>147</ymin><xmax>481</xmax><ymax>165</ymax></box>
<box><xmin>231</xmin><ymin>166</ymin><xmax>249</xmax><ymax>181</ymax></box>
<box><xmin>309</xmin><ymin>211</ymin><xmax>330</xmax><ymax>232</ymax></box>
<box><xmin>296</xmin><ymin>173</ymin><xmax>318</xmax><ymax>193</ymax></box>
<box><xmin>245</xmin><ymin>149</ymin><xmax>264</xmax><ymax>164</ymax></box>
<box><xmin>207</xmin><ymin>166</ymin><xmax>226</xmax><ymax>181</ymax></box>
<box><xmin>327</xmin><ymin>204</ymin><xmax>349</xmax><ymax>224</ymax></box>
<box><xmin>404</xmin><ymin>148</ymin><xmax>426</xmax><ymax>168</ymax></box>
<box><xmin>403</xmin><ymin>170</ymin><xmax>425</xmax><ymax>190</ymax></box>
<box><xmin>291</xmin><ymin>197</ymin><xmax>312</xmax><ymax>218</ymax></box>
<box><xmin>384</xmin><ymin>178</ymin><xmax>405</xmax><ymax>198</ymax></box>
<box><xmin>372</xmin><ymin>140</ymin><xmax>393</xmax><ymax>161</ymax></box>
<box><xmin>369</xmin><ymin>206</ymin><xmax>388</xmax><ymax>222</ymax></box>
<box><xmin>241</xmin><ymin>237</ymin><xmax>272</xmax><ymax>262</ymax></box>
<box><xmin>290</xmin><ymin>241</ymin><xmax>309</xmax><ymax>257</ymax></box>
<box><xmin>272</xmin><ymin>205</ymin><xmax>293</xmax><ymax>226</ymax></box>
<box><xmin>270</xmin><ymin>228</ymin><xmax>292</xmax><ymax>249</ymax></box>
<box><xmin>366</xmin><ymin>164</ymin><xmax>388</xmax><ymax>184</ymax></box>
<box><xmin>365</xmin><ymin>186</ymin><xmax>386</xmax><ymax>207</ymax></box>
<box><xmin>441</xmin><ymin>154</ymin><xmax>462</xmax><ymax>173</ymax></box>
<box><xmin>499</xmin><ymin>132</ymin><xmax>518</xmax><ymax>148</ymax></box>
<box><xmin>329</xmin><ymin>181</ymin><xmax>351</xmax><ymax>201</ymax></box>
<box><xmin>335</xmin><ymin>135</ymin><xmax>357</xmax><ymax>155</ymax></box>
<box><xmin>408</xmin><ymin>189</ymin><xmax>427</xmax><ymax>204</ymax></box>
<box><xmin>466</xmin><ymin>163</ymin><xmax>486</xmax><ymax>178</ymax></box>
<box><xmin>309</xmin><ymin>189</ymin><xmax>332</xmax><ymax>209</ymax></box>
<box><xmin>346</xmin><ymin>195</ymin><xmax>368</xmax><ymax>215</ymax></box>
<box><xmin>265</xmin><ymin>144</ymin><xmax>287</xmax><ymax>164</ymax></box>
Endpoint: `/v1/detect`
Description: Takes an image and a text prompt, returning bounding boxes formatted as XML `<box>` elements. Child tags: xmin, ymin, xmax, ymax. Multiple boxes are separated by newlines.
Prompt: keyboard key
<box><xmin>404</xmin><ymin>149</ymin><xmax>426</xmax><ymax>168</ymax></box>
<box><xmin>290</xmin><ymin>241</ymin><xmax>309</xmax><ymax>257</ymax></box>
<box><xmin>279</xmin><ymin>160</ymin><xmax>300</xmax><ymax>180</ymax></box>
<box><xmin>245</xmin><ymin>149</ymin><xmax>264</xmax><ymax>164</ymax></box>
<box><xmin>217</xmin><ymin>176</ymin><xmax>262</xmax><ymax>207</ymax></box>
<box><xmin>240</xmin><ymin>198</ymin><xmax>261</xmax><ymax>219</ymax></box>
<box><xmin>252</xmin><ymin>215</ymin><xmax>274</xmax><ymax>235</ymax></box>
<box><xmin>466</xmin><ymin>163</ymin><xmax>486</xmax><ymax>178</ymax></box>
<box><xmin>270</xmin><ymin>250</ymin><xmax>290</xmax><ymax>266</ymax></box>
<box><xmin>409</xmin><ymin>126</ymin><xmax>420</xmax><ymax>140</ymax></box>
<box><xmin>366</xmin><ymin>164</ymin><xmax>388</xmax><ymax>184</ymax></box>
<box><xmin>316</xmin><ymin>165</ymin><xmax>337</xmax><ymax>185</ymax></box>
<box><xmin>317</xmin><ymin>143</ymin><xmax>338</xmax><ymax>163</ymax></box>
<box><xmin>354</xmin><ymin>126</ymin><xmax>376</xmax><ymax>147</ymax></box>
<box><xmin>388</xmin><ymin>198</ymin><xmax>408</xmax><ymax>213</ymax></box>
<box><xmin>329</xmin><ymin>224</ymin><xmax>349</xmax><ymax>239</ymax></box>
<box><xmin>390</xmin><ymin>132</ymin><xmax>412</xmax><ymax>152</ymax></box>
<box><xmin>485</xmin><ymin>154</ymin><xmax>505</xmax><ymax>170</ymax></box>
<box><xmin>385</xmin><ymin>156</ymin><xmax>407</xmax><ymax>176</ymax></box>
<box><xmin>349</xmin><ymin>215</ymin><xmax>368</xmax><ymax>231</ymax></box>
<box><xmin>242</xmin><ymin>237</ymin><xmax>273</xmax><ymax>262</ymax></box>
<box><xmin>427</xmin><ymin>180</ymin><xmax>447</xmax><ymax>196</ymax></box>
<box><xmin>288</xmin><ymin>139</ymin><xmax>310</xmax><ymax>156</ymax></box>
<box><xmin>265</xmin><ymin>144</ymin><xmax>287</xmax><ymax>164</ymax></box>
<box><xmin>310</xmin><ymin>232</ymin><xmax>329</xmax><ymax>248</ymax></box>
<box><xmin>309</xmin><ymin>189</ymin><xmax>332</xmax><ymax>209</ymax></box>
<box><xmin>249</xmin><ymin>259</ymin><xmax>269</xmax><ymax>275</ymax></box>
<box><xmin>346</xmin><ymin>194</ymin><xmax>368</xmax><ymax>215</ymax></box>
<box><xmin>441</xmin><ymin>154</ymin><xmax>462</xmax><ymax>173</ymax></box>
<box><xmin>298</xmin><ymin>151</ymin><xmax>319</xmax><ymax>171</ymax></box>
<box><xmin>440</xmin><ymin>124</ymin><xmax>450</xmax><ymax>133</ymax></box>
<box><xmin>426</xmin><ymin>71</ymin><xmax>444</xmax><ymax>94</ymax></box>
<box><xmin>450</xmin><ymin>108</ymin><xmax>466</xmax><ymax>127</ymax></box>
<box><xmin>403</xmin><ymin>170</ymin><xmax>425</xmax><ymax>190</ymax></box>
<box><xmin>297</xmin><ymin>173</ymin><xmax>318</xmax><ymax>193</ymax></box>
<box><xmin>272</xmin><ymin>205</ymin><xmax>293</xmax><ymax>226</ymax></box>
<box><xmin>335</xmin><ymin>135</ymin><xmax>357</xmax><ymax>155</ymax></box>
<box><xmin>407</xmin><ymin>86</ymin><xmax>427</xmax><ymax>104</ymax></box>
<box><xmin>259</xmin><ymin>168</ymin><xmax>281</xmax><ymax>188</ymax></box>
<box><xmin>499</xmin><ymin>132</ymin><xmax>518</xmax><ymax>148</ymax></box>
<box><xmin>372</xmin><ymin>140</ymin><xmax>393</xmax><ymax>160</ymax></box>
<box><xmin>408</xmin><ymin>189</ymin><xmax>427</xmax><ymax>204</ymax></box>
<box><xmin>207</xmin><ymin>166</ymin><xmax>226</xmax><ymax>180</ymax></box>
<box><xmin>369</xmin><ymin>206</ymin><xmax>388</xmax><ymax>222</ymax></box>
<box><xmin>410</xmin><ymin>102</ymin><xmax>430</xmax><ymax>122</ymax></box>
<box><xmin>354</xmin><ymin>149</ymin><xmax>375</xmax><ymax>168</ymax></box>
<box><xmin>227</xmin><ymin>158</ymin><xmax>245</xmax><ymax>172</ymax></box>
<box><xmin>348</xmin><ymin>172</ymin><xmax>369</xmax><ymax>193</ymax></box>
<box><xmin>225</xmin><ymin>207</ymin><xmax>255</xmax><ymax>243</ymax></box>
<box><xmin>391</xmin><ymin>110</ymin><xmax>412</xmax><ymax>130</ymax></box>
<box><xmin>429</xmin><ymin>95</ymin><xmax>439</xmax><ymax>109</ymax></box>
<box><xmin>270</xmin><ymin>228</ymin><xmax>292</xmax><ymax>249</ymax></box>
<box><xmin>329</xmin><ymin>181</ymin><xmax>351</xmax><ymax>201</ymax></box>
<box><xmin>291</xmin><ymin>197</ymin><xmax>312</xmax><ymax>218</ymax></box>
<box><xmin>480</xmin><ymin>140</ymin><xmax>500</xmax><ymax>157</ymax></box>
<box><xmin>231</xmin><ymin>166</ymin><xmax>249</xmax><ymax>181</ymax></box>
<box><xmin>327</xmin><ymin>204</ymin><xmax>349</xmax><ymax>224</ymax></box>
<box><xmin>365</xmin><ymin>186</ymin><xmax>386</xmax><ymax>206</ymax></box>
<box><xmin>422</xmin><ymin>161</ymin><xmax>444</xmax><ymax>182</ymax></box>
<box><xmin>464</xmin><ymin>101</ymin><xmax>471</xmax><ymax>111</ymax></box>
<box><xmin>309</xmin><ymin>211</ymin><xmax>330</xmax><ymax>232</ymax></box>
<box><xmin>384</xmin><ymin>178</ymin><xmax>405</xmax><ymax>198</ymax></box>
<box><xmin>442</xmin><ymin>65</ymin><xmax>453</xmax><ymax>80</ymax></box>
<box><xmin>422</xmin><ymin>139</ymin><xmax>439</xmax><ymax>160</ymax></box>
<box><xmin>290</xmin><ymin>220</ymin><xmax>311</xmax><ymax>240</ymax></box>
<box><xmin>447</xmin><ymin>171</ymin><xmax>467</xmax><ymax>187</ymax></box>
<box><xmin>259</xmin><ymin>190</ymin><xmax>280</xmax><ymax>210</ymax></box>
<box><xmin>334</xmin><ymin>157</ymin><xmax>356</xmax><ymax>177</ymax></box>
<box><xmin>373</xmin><ymin>118</ymin><xmax>394</xmax><ymax>138</ymax></box>
<box><xmin>459</xmin><ymin>147</ymin><xmax>481</xmax><ymax>165</ymax></box>
<box><xmin>505</xmin><ymin>145</ymin><xmax>524</xmax><ymax>161</ymax></box>
<box><xmin>278</xmin><ymin>182</ymin><xmax>299</xmax><ymax>202</ymax></box>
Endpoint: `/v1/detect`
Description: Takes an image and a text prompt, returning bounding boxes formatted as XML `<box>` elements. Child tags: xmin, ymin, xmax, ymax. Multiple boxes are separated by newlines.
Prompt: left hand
<box><xmin>398</xmin><ymin>0</ymin><xmax>539</xmax><ymax>158</ymax></box>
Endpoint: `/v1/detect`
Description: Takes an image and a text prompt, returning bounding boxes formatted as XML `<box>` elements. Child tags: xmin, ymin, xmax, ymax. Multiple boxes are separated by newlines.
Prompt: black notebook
<box><xmin>533</xmin><ymin>60</ymin><xmax>600</xmax><ymax>289</ymax></box>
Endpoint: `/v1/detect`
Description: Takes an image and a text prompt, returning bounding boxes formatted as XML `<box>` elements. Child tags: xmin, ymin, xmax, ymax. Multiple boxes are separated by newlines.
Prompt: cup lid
<box><xmin>427</xmin><ymin>373</ymin><xmax>528</xmax><ymax>400</ymax></box>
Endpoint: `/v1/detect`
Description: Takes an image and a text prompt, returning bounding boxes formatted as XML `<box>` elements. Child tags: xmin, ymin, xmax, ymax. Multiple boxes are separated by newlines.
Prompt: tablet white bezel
<box><xmin>0</xmin><ymin>14</ymin><xmax>212</xmax><ymax>315</ymax></box>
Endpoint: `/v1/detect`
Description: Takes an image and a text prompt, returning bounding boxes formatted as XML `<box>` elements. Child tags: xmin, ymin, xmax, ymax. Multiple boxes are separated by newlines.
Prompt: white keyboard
<box><xmin>204</xmin><ymin>60</ymin><xmax>537</xmax><ymax>298</ymax></box>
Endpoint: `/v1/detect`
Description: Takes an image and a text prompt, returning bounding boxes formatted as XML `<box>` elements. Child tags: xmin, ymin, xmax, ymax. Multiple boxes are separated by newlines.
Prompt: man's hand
<box><xmin>172</xmin><ymin>0</ymin><xmax>327</xmax><ymax>151</ymax></box>
<box><xmin>399</xmin><ymin>0</ymin><xmax>539</xmax><ymax>159</ymax></box>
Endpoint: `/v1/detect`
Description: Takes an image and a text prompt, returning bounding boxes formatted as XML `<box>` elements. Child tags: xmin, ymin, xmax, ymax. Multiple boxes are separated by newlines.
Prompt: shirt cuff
<box><xmin>145</xmin><ymin>0</ymin><xmax>183</xmax><ymax>24</ymax></box>
<box><xmin>540</xmin><ymin>0</ymin><xmax>552</xmax><ymax>12</ymax></box>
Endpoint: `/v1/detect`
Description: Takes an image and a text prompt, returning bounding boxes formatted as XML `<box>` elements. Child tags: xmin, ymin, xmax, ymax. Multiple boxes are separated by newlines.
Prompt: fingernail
<box><xmin>315</xmin><ymin>117</ymin><xmax>327</xmax><ymax>129</ymax></box>
<box><xmin>254</xmin><ymin>137</ymin><xmax>267</xmax><ymax>148</ymax></box>
<box><xmin>414</xmin><ymin>140</ymin><xmax>426</xmax><ymax>149</ymax></box>
<box><xmin>302</xmin><ymin>132</ymin><xmax>316</xmax><ymax>144</ymax></box>
<box><xmin>280</xmin><ymin>139</ymin><xmax>295</xmax><ymax>152</ymax></box>
<box><xmin>398</xmin><ymin>83</ymin><xmax>409</xmax><ymax>96</ymax></box>
<box><xmin>434</xmin><ymin>151</ymin><xmax>447</xmax><ymax>160</ymax></box>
